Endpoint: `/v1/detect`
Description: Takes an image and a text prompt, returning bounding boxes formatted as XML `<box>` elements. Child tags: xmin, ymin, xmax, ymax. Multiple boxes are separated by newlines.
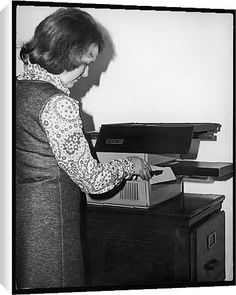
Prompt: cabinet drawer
<box><xmin>191</xmin><ymin>211</ymin><xmax>225</xmax><ymax>282</ymax></box>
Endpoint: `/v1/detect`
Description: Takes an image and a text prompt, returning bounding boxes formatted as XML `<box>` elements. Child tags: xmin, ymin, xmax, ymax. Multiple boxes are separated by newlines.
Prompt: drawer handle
<box><xmin>204</xmin><ymin>259</ymin><xmax>219</xmax><ymax>271</ymax></box>
<box><xmin>207</xmin><ymin>231</ymin><xmax>216</xmax><ymax>249</ymax></box>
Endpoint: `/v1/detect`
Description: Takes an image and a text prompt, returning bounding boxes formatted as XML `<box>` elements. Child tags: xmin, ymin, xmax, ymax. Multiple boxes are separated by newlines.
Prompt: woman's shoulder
<box><xmin>45</xmin><ymin>93</ymin><xmax>80</xmax><ymax>114</ymax></box>
<box><xmin>41</xmin><ymin>93</ymin><xmax>81</xmax><ymax>125</ymax></box>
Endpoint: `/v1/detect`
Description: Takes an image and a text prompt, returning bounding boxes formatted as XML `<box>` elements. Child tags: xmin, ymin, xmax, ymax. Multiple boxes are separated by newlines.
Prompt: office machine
<box><xmin>86</xmin><ymin>123</ymin><xmax>233</xmax><ymax>209</ymax></box>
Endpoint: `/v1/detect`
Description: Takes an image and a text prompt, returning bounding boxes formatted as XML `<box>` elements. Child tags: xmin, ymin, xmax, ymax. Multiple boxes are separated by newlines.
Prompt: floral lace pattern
<box><xmin>17</xmin><ymin>62</ymin><xmax>70</xmax><ymax>96</ymax></box>
<box><xmin>17</xmin><ymin>62</ymin><xmax>136</xmax><ymax>194</ymax></box>
<box><xmin>41</xmin><ymin>95</ymin><xmax>135</xmax><ymax>194</ymax></box>
<box><xmin>63</xmin><ymin>132</ymin><xmax>83</xmax><ymax>155</ymax></box>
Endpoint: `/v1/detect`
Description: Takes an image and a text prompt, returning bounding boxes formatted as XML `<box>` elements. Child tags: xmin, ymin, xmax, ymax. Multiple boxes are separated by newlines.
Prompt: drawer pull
<box><xmin>204</xmin><ymin>259</ymin><xmax>219</xmax><ymax>271</ymax></box>
<box><xmin>207</xmin><ymin>231</ymin><xmax>216</xmax><ymax>249</ymax></box>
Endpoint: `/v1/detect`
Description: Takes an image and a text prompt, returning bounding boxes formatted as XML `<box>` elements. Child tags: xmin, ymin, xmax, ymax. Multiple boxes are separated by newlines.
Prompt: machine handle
<box><xmin>150</xmin><ymin>170</ymin><xmax>163</xmax><ymax>177</ymax></box>
<box><xmin>204</xmin><ymin>259</ymin><xmax>219</xmax><ymax>271</ymax></box>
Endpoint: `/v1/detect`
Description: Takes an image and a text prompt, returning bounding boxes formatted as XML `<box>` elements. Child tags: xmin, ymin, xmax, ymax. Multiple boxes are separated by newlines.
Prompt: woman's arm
<box><xmin>40</xmin><ymin>94</ymin><xmax>137</xmax><ymax>194</ymax></box>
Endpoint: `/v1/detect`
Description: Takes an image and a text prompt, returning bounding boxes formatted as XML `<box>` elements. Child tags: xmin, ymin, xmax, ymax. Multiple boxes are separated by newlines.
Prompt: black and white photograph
<box><xmin>0</xmin><ymin>0</ymin><xmax>235</xmax><ymax>294</ymax></box>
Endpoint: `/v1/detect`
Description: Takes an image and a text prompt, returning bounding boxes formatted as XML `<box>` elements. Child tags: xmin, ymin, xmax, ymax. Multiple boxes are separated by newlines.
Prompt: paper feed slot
<box><xmin>149</xmin><ymin>166</ymin><xmax>176</xmax><ymax>184</ymax></box>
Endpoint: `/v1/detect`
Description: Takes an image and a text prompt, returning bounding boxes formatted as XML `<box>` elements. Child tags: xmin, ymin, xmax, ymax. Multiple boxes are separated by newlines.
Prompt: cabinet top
<box><xmin>87</xmin><ymin>193</ymin><xmax>225</xmax><ymax>225</ymax></box>
<box><xmin>148</xmin><ymin>193</ymin><xmax>224</xmax><ymax>218</ymax></box>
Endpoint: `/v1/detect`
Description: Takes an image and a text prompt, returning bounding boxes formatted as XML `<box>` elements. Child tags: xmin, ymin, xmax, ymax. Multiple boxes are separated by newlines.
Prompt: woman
<box><xmin>16</xmin><ymin>7</ymin><xmax>151</xmax><ymax>290</ymax></box>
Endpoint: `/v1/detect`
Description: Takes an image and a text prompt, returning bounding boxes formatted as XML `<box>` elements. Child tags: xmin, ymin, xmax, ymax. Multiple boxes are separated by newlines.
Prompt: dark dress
<box><xmin>15</xmin><ymin>79</ymin><xmax>88</xmax><ymax>289</ymax></box>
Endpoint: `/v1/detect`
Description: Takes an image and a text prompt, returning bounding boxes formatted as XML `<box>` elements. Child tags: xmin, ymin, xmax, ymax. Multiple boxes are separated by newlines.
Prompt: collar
<box><xmin>17</xmin><ymin>62</ymin><xmax>70</xmax><ymax>96</ymax></box>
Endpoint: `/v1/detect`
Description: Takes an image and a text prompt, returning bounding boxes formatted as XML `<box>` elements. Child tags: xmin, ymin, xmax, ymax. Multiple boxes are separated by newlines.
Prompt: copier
<box><xmin>86</xmin><ymin>123</ymin><xmax>233</xmax><ymax>209</ymax></box>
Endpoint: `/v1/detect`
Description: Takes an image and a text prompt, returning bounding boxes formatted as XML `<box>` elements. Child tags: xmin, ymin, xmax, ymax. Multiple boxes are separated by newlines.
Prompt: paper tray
<box><xmin>164</xmin><ymin>160</ymin><xmax>233</xmax><ymax>181</ymax></box>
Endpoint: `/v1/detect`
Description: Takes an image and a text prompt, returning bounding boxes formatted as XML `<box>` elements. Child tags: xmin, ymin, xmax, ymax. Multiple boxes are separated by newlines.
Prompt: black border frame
<box><xmin>12</xmin><ymin>1</ymin><xmax>236</xmax><ymax>294</ymax></box>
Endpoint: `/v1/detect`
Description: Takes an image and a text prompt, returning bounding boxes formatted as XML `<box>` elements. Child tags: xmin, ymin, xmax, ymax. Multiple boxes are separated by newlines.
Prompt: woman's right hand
<box><xmin>128</xmin><ymin>156</ymin><xmax>152</xmax><ymax>181</ymax></box>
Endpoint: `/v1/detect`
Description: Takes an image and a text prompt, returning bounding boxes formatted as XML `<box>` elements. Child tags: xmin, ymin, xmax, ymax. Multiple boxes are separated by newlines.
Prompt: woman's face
<box><xmin>60</xmin><ymin>44</ymin><xmax>99</xmax><ymax>88</ymax></box>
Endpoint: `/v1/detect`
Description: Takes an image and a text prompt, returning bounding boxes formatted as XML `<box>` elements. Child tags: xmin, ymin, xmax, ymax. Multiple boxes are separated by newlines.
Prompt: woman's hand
<box><xmin>128</xmin><ymin>156</ymin><xmax>152</xmax><ymax>181</ymax></box>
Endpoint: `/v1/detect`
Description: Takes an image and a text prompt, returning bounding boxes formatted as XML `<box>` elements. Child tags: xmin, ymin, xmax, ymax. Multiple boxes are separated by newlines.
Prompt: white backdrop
<box><xmin>16</xmin><ymin>4</ymin><xmax>233</xmax><ymax>280</ymax></box>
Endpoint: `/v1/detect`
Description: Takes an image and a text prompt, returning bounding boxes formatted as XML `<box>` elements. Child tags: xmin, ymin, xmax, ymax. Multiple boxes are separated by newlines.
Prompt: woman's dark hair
<box><xmin>20</xmin><ymin>8</ymin><xmax>104</xmax><ymax>74</ymax></box>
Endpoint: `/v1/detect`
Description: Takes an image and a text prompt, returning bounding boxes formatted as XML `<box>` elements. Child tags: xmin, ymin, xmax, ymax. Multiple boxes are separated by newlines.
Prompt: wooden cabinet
<box><xmin>191</xmin><ymin>211</ymin><xmax>225</xmax><ymax>282</ymax></box>
<box><xmin>86</xmin><ymin>193</ymin><xmax>225</xmax><ymax>287</ymax></box>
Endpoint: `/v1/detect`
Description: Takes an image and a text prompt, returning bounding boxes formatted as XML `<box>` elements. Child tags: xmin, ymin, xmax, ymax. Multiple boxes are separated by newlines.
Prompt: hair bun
<box><xmin>19</xmin><ymin>43</ymin><xmax>33</xmax><ymax>64</ymax></box>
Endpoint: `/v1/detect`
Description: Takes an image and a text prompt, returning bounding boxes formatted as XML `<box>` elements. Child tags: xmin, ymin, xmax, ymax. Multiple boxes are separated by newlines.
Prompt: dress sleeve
<box><xmin>40</xmin><ymin>94</ymin><xmax>135</xmax><ymax>194</ymax></box>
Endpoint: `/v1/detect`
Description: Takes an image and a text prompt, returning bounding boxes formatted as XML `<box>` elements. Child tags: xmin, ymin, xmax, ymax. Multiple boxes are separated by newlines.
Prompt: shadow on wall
<box><xmin>71</xmin><ymin>23</ymin><xmax>116</xmax><ymax>132</ymax></box>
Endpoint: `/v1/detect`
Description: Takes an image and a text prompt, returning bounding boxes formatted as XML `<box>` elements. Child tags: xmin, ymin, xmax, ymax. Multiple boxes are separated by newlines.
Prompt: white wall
<box><xmin>1</xmin><ymin>4</ymin><xmax>12</xmax><ymax>292</ymax></box>
<box><xmin>16</xmin><ymin>5</ymin><xmax>234</xmax><ymax>280</ymax></box>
